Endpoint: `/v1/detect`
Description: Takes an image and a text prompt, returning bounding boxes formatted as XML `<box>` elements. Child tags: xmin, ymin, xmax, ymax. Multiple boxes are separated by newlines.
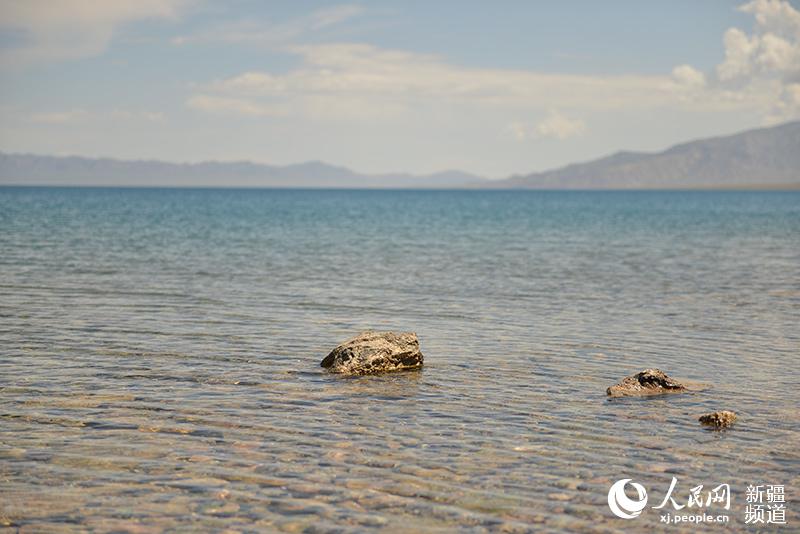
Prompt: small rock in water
<box><xmin>699</xmin><ymin>410</ymin><xmax>737</xmax><ymax>429</ymax></box>
<box><xmin>606</xmin><ymin>368</ymin><xmax>687</xmax><ymax>397</ymax></box>
<box><xmin>321</xmin><ymin>331</ymin><xmax>423</xmax><ymax>375</ymax></box>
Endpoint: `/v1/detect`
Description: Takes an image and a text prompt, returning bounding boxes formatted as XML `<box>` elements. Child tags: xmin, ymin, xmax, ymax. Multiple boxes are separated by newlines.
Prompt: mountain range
<box><xmin>1</xmin><ymin>120</ymin><xmax>798</xmax><ymax>189</ymax></box>
<box><xmin>493</xmin><ymin>120</ymin><xmax>800</xmax><ymax>189</ymax></box>
<box><xmin>0</xmin><ymin>154</ymin><xmax>484</xmax><ymax>188</ymax></box>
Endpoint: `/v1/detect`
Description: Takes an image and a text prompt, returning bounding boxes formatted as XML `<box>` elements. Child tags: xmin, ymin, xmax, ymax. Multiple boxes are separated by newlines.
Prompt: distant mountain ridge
<box><xmin>489</xmin><ymin>120</ymin><xmax>800</xmax><ymax>189</ymax></box>
<box><xmin>1</xmin><ymin>121</ymin><xmax>798</xmax><ymax>188</ymax></box>
<box><xmin>0</xmin><ymin>153</ymin><xmax>486</xmax><ymax>188</ymax></box>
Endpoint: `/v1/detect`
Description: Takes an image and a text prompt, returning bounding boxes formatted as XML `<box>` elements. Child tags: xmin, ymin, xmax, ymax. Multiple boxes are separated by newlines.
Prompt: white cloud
<box><xmin>30</xmin><ymin>109</ymin><xmax>89</xmax><ymax>124</ymax></box>
<box><xmin>765</xmin><ymin>82</ymin><xmax>800</xmax><ymax>123</ymax></box>
<box><xmin>310</xmin><ymin>4</ymin><xmax>364</xmax><ymax>29</ymax></box>
<box><xmin>717</xmin><ymin>27</ymin><xmax>760</xmax><ymax>81</ymax></box>
<box><xmin>536</xmin><ymin>110</ymin><xmax>586</xmax><ymax>140</ymax></box>
<box><xmin>172</xmin><ymin>19</ymin><xmax>295</xmax><ymax>47</ymax></box>
<box><xmin>207</xmin><ymin>72</ymin><xmax>288</xmax><ymax>95</ymax></box>
<box><xmin>508</xmin><ymin>111</ymin><xmax>587</xmax><ymax>142</ymax></box>
<box><xmin>171</xmin><ymin>4</ymin><xmax>363</xmax><ymax>47</ymax></box>
<box><xmin>507</xmin><ymin>122</ymin><xmax>528</xmax><ymax>141</ymax></box>
<box><xmin>672</xmin><ymin>64</ymin><xmax>706</xmax><ymax>88</ymax></box>
<box><xmin>29</xmin><ymin>108</ymin><xmax>165</xmax><ymax>123</ymax></box>
<box><xmin>0</xmin><ymin>0</ymin><xmax>190</xmax><ymax>65</ymax></box>
<box><xmin>189</xmin><ymin>42</ymin><xmax>679</xmax><ymax>125</ymax></box>
<box><xmin>705</xmin><ymin>0</ymin><xmax>800</xmax><ymax>121</ymax></box>
<box><xmin>188</xmin><ymin>35</ymin><xmax>796</xmax><ymax>136</ymax></box>
<box><xmin>740</xmin><ymin>0</ymin><xmax>800</xmax><ymax>37</ymax></box>
<box><xmin>186</xmin><ymin>95</ymin><xmax>283</xmax><ymax>117</ymax></box>
<box><xmin>194</xmin><ymin>36</ymin><xmax>794</xmax><ymax>127</ymax></box>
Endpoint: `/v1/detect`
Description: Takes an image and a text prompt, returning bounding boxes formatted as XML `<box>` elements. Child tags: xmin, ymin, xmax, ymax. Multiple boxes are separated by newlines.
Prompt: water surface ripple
<box><xmin>1</xmin><ymin>188</ymin><xmax>799</xmax><ymax>532</ymax></box>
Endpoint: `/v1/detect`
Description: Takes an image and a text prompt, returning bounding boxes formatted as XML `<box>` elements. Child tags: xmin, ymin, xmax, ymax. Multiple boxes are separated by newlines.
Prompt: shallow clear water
<box><xmin>1</xmin><ymin>188</ymin><xmax>799</xmax><ymax>532</ymax></box>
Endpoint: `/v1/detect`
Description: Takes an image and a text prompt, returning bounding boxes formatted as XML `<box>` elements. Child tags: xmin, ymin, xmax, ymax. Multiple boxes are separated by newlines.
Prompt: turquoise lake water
<box><xmin>1</xmin><ymin>188</ymin><xmax>799</xmax><ymax>532</ymax></box>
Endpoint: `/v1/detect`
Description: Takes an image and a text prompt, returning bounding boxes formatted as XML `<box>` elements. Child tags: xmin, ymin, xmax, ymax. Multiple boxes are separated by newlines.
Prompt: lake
<box><xmin>1</xmin><ymin>188</ymin><xmax>798</xmax><ymax>532</ymax></box>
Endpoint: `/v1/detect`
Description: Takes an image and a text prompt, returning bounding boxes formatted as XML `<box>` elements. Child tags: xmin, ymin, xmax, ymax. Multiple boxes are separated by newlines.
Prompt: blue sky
<box><xmin>1</xmin><ymin>0</ymin><xmax>799</xmax><ymax>178</ymax></box>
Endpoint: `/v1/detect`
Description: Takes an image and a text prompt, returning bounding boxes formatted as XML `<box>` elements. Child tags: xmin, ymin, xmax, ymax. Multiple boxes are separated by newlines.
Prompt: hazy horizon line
<box><xmin>3</xmin><ymin>118</ymin><xmax>799</xmax><ymax>182</ymax></box>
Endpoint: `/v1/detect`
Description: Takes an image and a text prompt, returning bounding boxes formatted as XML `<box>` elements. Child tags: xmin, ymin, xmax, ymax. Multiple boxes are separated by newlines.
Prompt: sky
<box><xmin>1</xmin><ymin>0</ymin><xmax>799</xmax><ymax>179</ymax></box>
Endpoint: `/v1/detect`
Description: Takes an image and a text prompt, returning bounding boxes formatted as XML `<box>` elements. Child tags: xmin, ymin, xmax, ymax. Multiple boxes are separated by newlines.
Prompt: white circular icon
<box><xmin>608</xmin><ymin>478</ymin><xmax>648</xmax><ymax>519</ymax></box>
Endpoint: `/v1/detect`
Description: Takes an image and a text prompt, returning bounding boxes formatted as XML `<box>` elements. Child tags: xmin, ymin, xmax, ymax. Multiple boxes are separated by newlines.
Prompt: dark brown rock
<box><xmin>699</xmin><ymin>411</ymin><xmax>737</xmax><ymax>428</ymax></box>
<box><xmin>321</xmin><ymin>331</ymin><xmax>424</xmax><ymax>375</ymax></box>
<box><xmin>606</xmin><ymin>368</ymin><xmax>687</xmax><ymax>397</ymax></box>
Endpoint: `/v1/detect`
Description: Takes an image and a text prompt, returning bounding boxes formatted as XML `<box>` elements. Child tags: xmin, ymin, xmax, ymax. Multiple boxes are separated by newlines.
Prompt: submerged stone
<box><xmin>699</xmin><ymin>410</ymin><xmax>737</xmax><ymax>429</ymax></box>
<box><xmin>321</xmin><ymin>331</ymin><xmax>424</xmax><ymax>375</ymax></box>
<box><xmin>606</xmin><ymin>368</ymin><xmax>687</xmax><ymax>397</ymax></box>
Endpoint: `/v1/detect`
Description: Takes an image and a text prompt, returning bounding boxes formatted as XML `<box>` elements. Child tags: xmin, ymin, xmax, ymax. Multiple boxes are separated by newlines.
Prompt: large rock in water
<box><xmin>321</xmin><ymin>331</ymin><xmax>424</xmax><ymax>375</ymax></box>
<box><xmin>606</xmin><ymin>368</ymin><xmax>687</xmax><ymax>397</ymax></box>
